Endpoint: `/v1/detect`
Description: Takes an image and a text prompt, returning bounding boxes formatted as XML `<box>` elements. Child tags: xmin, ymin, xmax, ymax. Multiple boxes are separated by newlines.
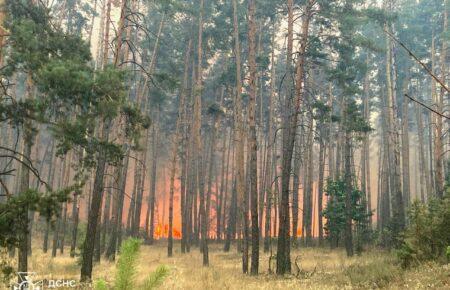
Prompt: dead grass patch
<box><xmin>2</xmin><ymin>242</ymin><xmax>449</xmax><ymax>289</ymax></box>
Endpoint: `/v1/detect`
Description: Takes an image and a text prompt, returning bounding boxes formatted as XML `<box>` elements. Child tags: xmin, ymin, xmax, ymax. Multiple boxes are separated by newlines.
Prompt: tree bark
<box><xmin>304</xmin><ymin>115</ymin><xmax>314</xmax><ymax>246</ymax></box>
<box><xmin>168</xmin><ymin>38</ymin><xmax>192</xmax><ymax>257</ymax></box>
<box><xmin>385</xmin><ymin>20</ymin><xmax>405</xmax><ymax>234</ymax></box>
<box><xmin>435</xmin><ymin>3</ymin><xmax>447</xmax><ymax>199</ymax></box>
<box><xmin>317</xmin><ymin>137</ymin><xmax>325</xmax><ymax>245</ymax></box>
<box><xmin>263</xmin><ymin>26</ymin><xmax>276</xmax><ymax>253</ymax></box>
<box><xmin>231</xmin><ymin>0</ymin><xmax>247</xmax><ymax>271</ymax></box>
<box><xmin>43</xmin><ymin>141</ymin><xmax>57</xmax><ymax>253</ymax></box>
<box><xmin>146</xmin><ymin>110</ymin><xmax>159</xmax><ymax>244</ymax></box>
<box><xmin>248</xmin><ymin>0</ymin><xmax>259</xmax><ymax>275</ymax></box>
<box><xmin>343</xmin><ymin>107</ymin><xmax>354</xmax><ymax>257</ymax></box>
<box><xmin>100</xmin><ymin>183</ymin><xmax>111</xmax><ymax>253</ymax></box>
<box><xmin>80</xmin><ymin>119</ymin><xmax>111</xmax><ymax>282</ymax></box>
<box><xmin>415</xmin><ymin>102</ymin><xmax>429</xmax><ymax>202</ymax></box>
<box><xmin>17</xmin><ymin>74</ymin><xmax>35</xmax><ymax>280</ymax></box>
<box><xmin>105</xmin><ymin>153</ymin><xmax>129</xmax><ymax>260</ymax></box>
<box><xmin>362</xmin><ymin>64</ymin><xmax>372</xmax><ymax>227</ymax></box>
<box><xmin>277</xmin><ymin>0</ymin><xmax>312</xmax><ymax>274</ymax></box>
<box><xmin>401</xmin><ymin>79</ymin><xmax>411</xmax><ymax>208</ymax></box>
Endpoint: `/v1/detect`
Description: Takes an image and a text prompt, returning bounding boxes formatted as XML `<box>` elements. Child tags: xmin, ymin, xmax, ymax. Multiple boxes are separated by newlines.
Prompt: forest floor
<box><xmin>11</xmin><ymin>242</ymin><xmax>450</xmax><ymax>289</ymax></box>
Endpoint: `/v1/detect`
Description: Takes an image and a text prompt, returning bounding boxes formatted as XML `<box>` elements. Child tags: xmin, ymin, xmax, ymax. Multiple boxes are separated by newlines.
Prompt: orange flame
<box><xmin>155</xmin><ymin>224</ymin><xmax>163</xmax><ymax>238</ymax></box>
<box><xmin>173</xmin><ymin>228</ymin><xmax>181</xmax><ymax>239</ymax></box>
<box><xmin>153</xmin><ymin>223</ymin><xmax>182</xmax><ymax>239</ymax></box>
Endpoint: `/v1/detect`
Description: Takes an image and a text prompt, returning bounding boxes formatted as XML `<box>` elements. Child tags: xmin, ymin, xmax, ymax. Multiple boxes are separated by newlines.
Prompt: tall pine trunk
<box><xmin>385</xmin><ymin>19</ymin><xmax>405</xmax><ymax>234</ymax></box>
<box><xmin>80</xmin><ymin>119</ymin><xmax>111</xmax><ymax>281</ymax></box>
<box><xmin>231</xmin><ymin>0</ymin><xmax>246</xmax><ymax>270</ymax></box>
<box><xmin>248</xmin><ymin>0</ymin><xmax>259</xmax><ymax>275</ymax></box>
<box><xmin>168</xmin><ymin>38</ymin><xmax>192</xmax><ymax>257</ymax></box>
<box><xmin>277</xmin><ymin>0</ymin><xmax>312</xmax><ymax>274</ymax></box>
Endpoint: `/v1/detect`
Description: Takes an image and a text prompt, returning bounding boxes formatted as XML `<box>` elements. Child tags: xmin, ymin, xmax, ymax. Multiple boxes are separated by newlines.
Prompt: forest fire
<box><xmin>153</xmin><ymin>224</ymin><xmax>182</xmax><ymax>239</ymax></box>
<box><xmin>1</xmin><ymin>0</ymin><xmax>449</xmax><ymax>288</ymax></box>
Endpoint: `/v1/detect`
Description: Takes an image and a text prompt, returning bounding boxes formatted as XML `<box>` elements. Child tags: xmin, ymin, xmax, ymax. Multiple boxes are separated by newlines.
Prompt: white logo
<box><xmin>11</xmin><ymin>272</ymin><xmax>43</xmax><ymax>290</ymax></box>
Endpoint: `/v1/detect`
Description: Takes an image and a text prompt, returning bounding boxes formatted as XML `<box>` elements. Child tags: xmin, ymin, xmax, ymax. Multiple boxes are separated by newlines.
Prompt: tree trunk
<box><xmin>168</xmin><ymin>38</ymin><xmax>192</xmax><ymax>257</ymax></box>
<box><xmin>60</xmin><ymin>202</ymin><xmax>68</xmax><ymax>254</ymax></box>
<box><xmin>52</xmin><ymin>158</ymin><xmax>68</xmax><ymax>257</ymax></box>
<box><xmin>80</xmin><ymin>119</ymin><xmax>111</xmax><ymax>282</ymax></box>
<box><xmin>180</xmin><ymin>40</ymin><xmax>193</xmax><ymax>254</ymax></box>
<box><xmin>362</xmin><ymin>64</ymin><xmax>372</xmax><ymax>228</ymax></box>
<box><xmin>216</xmin><ymin>127</ymin><xmax>227</xmax><ymax>241</ymax></box>
<box><xmin>291</xmin><ymin>123</ymin><xmax>302</xmax><ymax>247</ymax></box>
<box><xmin>101</xmin><ymin>0</ymin><xmax>112</xmax><ymax>68</ymax></box>
<box><xmin>189</xmin><ymin>0</ymin><xmax>208</xmax><ymax>266</ymax></box>
<box><xmin>343</xmin><ymin>113</ymin><xmax>354</xmax><ymax>257</ymax></box>
<box><xmin>248</xmin><ymin>0</ymin><xmax>259</xmax><ymax>275</ymax></box>
<box><xmin>317</xmin><ymin>138</ymin><xmax>325</xmax><ymax>245</ymax></box>
<box><xmin>328</xmin><ymin>84</ymin><xmax>335</xmax><ymax>180</ymax></box>
<box><xmin>205</xmin><ymin>96</ymin><xmax>221</xmax><ymax>243</ymax></box>
<box><xmin>17</xmin><ymin>74</ymin><xmax>35</xmax><ymax>280</ymax></box>
<box><xmin>100</xmin><ymin>182</ymin><xmax>112</xmax><ymax>253</ymax></box>
<box><xmin>231</xmin><ymin>0</ymin><xmax>247</xmax><ymax>272</ymax></box>
<box><xmin>43</xmin><ymin>141</ymin><xmax>57</xmax><ymax>253</ymax></box>
<box><xmin>105</xmin><ymin>154</ymin><xmax>129</xmax><ymax>260</ymax></box>
<box><xmin>132</xmin><ymin>129</ymin><xmax>148</xmax><ymax>238</ymax></box>
<box><xmin>277</xmin><ymin>0</ymin><xmax>312</xmax><ymax>274</ymax></box>
<box><xmin>304</xmin><ymin>115</ymin><xmax>314</xmax><ymax>246</ymax></box>
<box><xmin>435</xmin><ymin>4</ymin><xmax>447</xmax><ymax>198</ymax></box>
<box><xmin>18</xmin><ymin>134</ymin><xmax>32</xmax><ymax>278</ymax></box>
<box><xmin>385</xmin><ymin>20</ymin><xmax>405</xmax><ymax>234</ymax></box>
<box><xmin>415</xmin><ymin>102</ymin><xmax>429</xmax><ymax>202</ymax></box>
<box><xmin>401</xmin><ymin>79</ymin><xmax>411</xmax><ymax>208</ymax></box>
<box><xmin>380</xmin><ymin>92</ymin><xmax>391</xmax><ymax>234</ymax></box>
<box><xmin>146</xmin><ymin>110</ymin><xmax>159</xmax><ymax>243</ymax></box>
<box><xmin>264</xmin><ymin>26</ymin><xmax>276</xmax><ymax>253</ymax></box>
<box><xmin>70</xmin><ymin>192</ymin><xmax>80</xmax><ymax>257</ymax></box>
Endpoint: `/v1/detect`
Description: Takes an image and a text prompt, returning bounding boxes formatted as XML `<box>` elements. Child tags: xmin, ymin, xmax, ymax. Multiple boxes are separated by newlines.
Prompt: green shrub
<box><xmin>94</xmin><ymin>279</ymin><xmax>108</xmax><ymax>290</ymax></box>
<box><xmin>323</xmin><ymin>178</ymin><xmax>372</xmax><ymax>247</ymax></box>
<box><xmin>141</xmin><ymin>265</ymin><xmax>169</xmax><ymax>290</ymax></box>
<box><xmin>397</xmin><ymin>195</ymin><xmax>450</xmax><ymax>268</ymax></box>
<box><xmin>115</xmin><ymin>238</ymin><xmax>142</xmax><ymax>290</ymax></box>
<box><xmin>93</xmin><ymin>238</ymin><xmax>169</xmax><ymax>289</ymax></box>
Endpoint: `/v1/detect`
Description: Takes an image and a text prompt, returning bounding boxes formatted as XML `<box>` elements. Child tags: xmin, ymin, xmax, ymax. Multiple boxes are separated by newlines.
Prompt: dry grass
<box><xmin>4</xmin><ymin>241</ymin><xmax>450</xmax><ymax>289</ymax></box>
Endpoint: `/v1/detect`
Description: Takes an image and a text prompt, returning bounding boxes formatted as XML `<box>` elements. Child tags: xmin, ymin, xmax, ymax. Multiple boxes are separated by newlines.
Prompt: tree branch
<box><xmin>385</xmin><ymin>29</ymin><xmax>450</xmax><ymax>94</ymax></box>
